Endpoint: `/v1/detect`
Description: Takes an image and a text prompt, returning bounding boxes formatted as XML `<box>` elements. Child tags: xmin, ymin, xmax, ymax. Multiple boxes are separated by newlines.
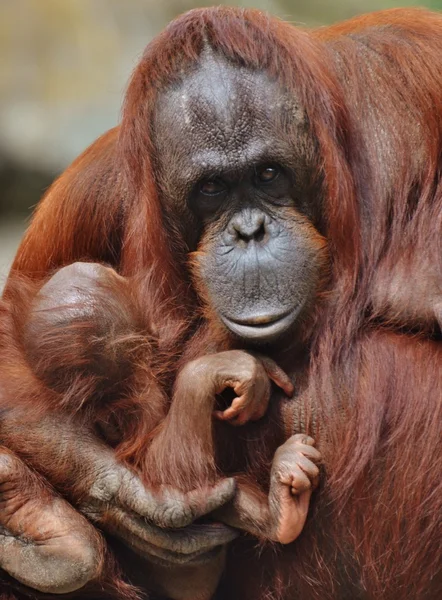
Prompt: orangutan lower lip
<box><xmin>221</xmin><ymin>307</ymin><xmax>301</xmax><ymax>343</ymax></box>
<box><xmin>228</xmin><ymin>310</ymin><xmax>292</xmax><ymax>326</ymax></box>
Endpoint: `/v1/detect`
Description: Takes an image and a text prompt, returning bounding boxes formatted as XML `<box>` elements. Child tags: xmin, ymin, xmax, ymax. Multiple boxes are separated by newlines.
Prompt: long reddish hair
<box><xmin>5</xmin><ymin>7</ymin><xmax>442</xmax><ymax>600</ymax></box>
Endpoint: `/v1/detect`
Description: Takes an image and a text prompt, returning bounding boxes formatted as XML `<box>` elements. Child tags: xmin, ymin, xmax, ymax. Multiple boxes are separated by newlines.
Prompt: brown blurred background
<box><xmin>1</xmin><ymin>0</ymin><xmax>441</xmax><ymax>287</ymax></box>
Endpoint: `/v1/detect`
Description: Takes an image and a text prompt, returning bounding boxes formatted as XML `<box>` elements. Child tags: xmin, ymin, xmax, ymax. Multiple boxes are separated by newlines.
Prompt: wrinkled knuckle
<box><xmin>207</xmin><ymin>479</ymin><xmax>236</xmax><ymax>510</ymax></box>
<box><xmin>291</xmin><ymin>433</ymin><xmax>309</xmax><ymax>445</ymax></box>
<box><xmin>296</xmin><ymin>477</ymin><xmax>312</xmax><ymax>492</ymax></box>
<box><xmin>169</xmin><ymin>506</ymin><xmax>192</xmax><ymax>528</ymax></box>
<box><xmin>88</xmin><ymin>466</ymin><xmax>122</xmax><ymax>503</ymax></box>
<box><xmin>79</xmin><ymin>501</ymin><xmax>103</xmax><ymax>522</ymax></box>
<box><xmin>216</xmin><ymin>478</ymin><xmax>236</xmax><ymax>504</ymax></box>
<box><xmin>271</xmin><ymin>460</ymin><xmax>289</xmax><ymax>480</ymax></box>
<box><xmin>312</xmin><ymin>452</ymin><xmax>322</xmax><ymax>465</ymax></box>
<box><xmin>156</xmin><ymin>501</ymin><xmax>192</xmax><ymax>529</ymax></box>
<box><xmin>270</xmin><ymin>470</ymin><xmax>283</xmax><ymax>487</ymax></box>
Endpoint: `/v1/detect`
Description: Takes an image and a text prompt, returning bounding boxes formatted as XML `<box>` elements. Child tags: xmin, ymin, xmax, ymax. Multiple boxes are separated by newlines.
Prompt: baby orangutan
<box><xmin>4</xmin><ymin>262</ymin><xmax>320</xmax><ymax>599</ymax></box>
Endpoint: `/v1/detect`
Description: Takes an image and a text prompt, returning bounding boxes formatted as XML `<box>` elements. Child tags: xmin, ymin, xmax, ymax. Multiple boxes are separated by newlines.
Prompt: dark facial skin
<box><xmin>154</xmin><ymin>51</ymin><xmax>327</xmax><ymax>345</ymax></box>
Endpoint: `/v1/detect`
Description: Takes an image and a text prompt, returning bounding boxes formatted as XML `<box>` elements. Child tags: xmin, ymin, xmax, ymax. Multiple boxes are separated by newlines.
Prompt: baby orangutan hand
<box><xmin>268</xmin><ymin>433</ymin><xmax>321</xmax><ymax>543</ymax></box>
<box><xmin>214</xmin><ymin>434</ymin><xmax>321</xmax><ymax>544</ymax></box>
<box><xmin>189</xmin><ymin>350</ymin><xmax>294</xmax><ymax>425</ymax></box>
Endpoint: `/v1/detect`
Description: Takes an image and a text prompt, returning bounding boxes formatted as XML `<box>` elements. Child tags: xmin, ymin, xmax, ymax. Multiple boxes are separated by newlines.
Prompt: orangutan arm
<box><xmin>147</xmin><ymin>353</ymin><xmax>320</xmax><ymax>544</ymax></box>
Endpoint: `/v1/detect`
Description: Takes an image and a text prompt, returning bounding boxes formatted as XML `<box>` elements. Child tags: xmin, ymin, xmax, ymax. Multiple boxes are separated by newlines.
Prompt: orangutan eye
<box><xmin>199</xmin><ymin>179</ymin><xmax>226</xmax><ymax>196</ymax></box>
<box><xmin>256</xmin><ymin>165</ymin><xmax>280</xmax><ymax>184</ymax></box>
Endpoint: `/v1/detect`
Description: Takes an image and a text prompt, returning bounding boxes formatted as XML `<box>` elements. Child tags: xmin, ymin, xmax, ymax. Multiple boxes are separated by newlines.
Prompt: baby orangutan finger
<box><xmin>229</xmin><ymin>410</ymin><xmax>254</xmax><ymax>427</ymax></box>
<box><xmin>215</xmin><ymin>391</ymin><xmax>267</xmax><ymax>422</ymax></box>
<box><xmin>285</xmin><ymin>468</ymin><xmax>313</xmax><ymax>495</ymax></box>
<box><xmin>295</xmin><ymin>444</ymin><xmax>322</xmax><ymax>466</ymax></box>
<box><xmin>214</xmin><ymin>396</ymin><xmax>248</xmax><ymax>421</ymax></box>
<box><xmin>281</xmin><ymin>434</ymin><xmax>322</xmax><ymax>462</ymax></box>
<box><xmin>208</xmin><ymin>350</ymin><xmax>290</xmax><ymax>426</ymax></box>
<box><xmin>216</xmin><ymin>396</ymin><xmax>269</xmax><ymax>425</ymax></box>
<box><xmin>293</xmin><ymin>453</ymin><xmax>320</xmax><ymax>480</ymax></box>
<box><xmin>258</xmin><ymin>356</ymin><xmax>294</xmax><ymax>397</ymax></box>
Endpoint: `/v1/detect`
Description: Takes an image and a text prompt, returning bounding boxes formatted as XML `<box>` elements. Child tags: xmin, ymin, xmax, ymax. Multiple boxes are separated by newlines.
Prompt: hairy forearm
<box><xmin>145</xmin><ymin>363</ymin><xmax>218</xmax><ymax>491</ymax></box>
<box><xmin>0</xmin><ymin>403</ymin><xmax>117</xmax><ymax>497</ymax></box>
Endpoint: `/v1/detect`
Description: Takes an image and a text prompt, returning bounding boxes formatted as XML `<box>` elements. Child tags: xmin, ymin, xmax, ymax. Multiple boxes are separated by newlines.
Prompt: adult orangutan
<box><xmin>0</xmin><ymin>6</ymin><xmax>441</xmax><ymax>600</ymax></box>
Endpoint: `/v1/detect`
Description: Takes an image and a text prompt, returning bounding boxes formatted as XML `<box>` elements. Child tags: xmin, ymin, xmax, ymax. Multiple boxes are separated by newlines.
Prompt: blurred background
<box><xmin>1</xmin><ymin>0</ymin><xmax>441</xmax><ymax>287</ymax></box>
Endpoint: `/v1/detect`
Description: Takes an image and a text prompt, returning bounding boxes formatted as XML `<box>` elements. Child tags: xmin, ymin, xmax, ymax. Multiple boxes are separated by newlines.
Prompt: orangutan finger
<box><xmin>258</xmin><ymin>356</ymin><xmax>294</xmax><ymax>397</ymax></box>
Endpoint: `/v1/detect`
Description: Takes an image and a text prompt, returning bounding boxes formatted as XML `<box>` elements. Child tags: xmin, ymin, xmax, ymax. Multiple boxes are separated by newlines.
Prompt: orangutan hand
<box><xmin>183</xmin><ymin>350</ymin><xmax>294</xmax><ymax>426</ymax></box>
<box><xmin>0</xmin><ymin>447</ymin><xmax>103</xmax><ymax>594</ymax></box>
<box><xmin>268</xmin><ymin>434</ymin><xmax>321</xmax><ymax>543</ymax></box>
<box><xmin>214</xmin><ymin>434</ymin><xmax>321</xmax><ymax>544</ymax></box>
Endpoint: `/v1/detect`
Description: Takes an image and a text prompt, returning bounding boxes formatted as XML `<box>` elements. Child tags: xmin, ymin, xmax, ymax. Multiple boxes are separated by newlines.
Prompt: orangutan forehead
<box><xmin>152</xmin><ymin>53</ymin><xmax>305</xmax><ymax>188</ymax></box>
<box><xmin>154</xmin><ymin>53</ymin><xmax>302</xmax><ymax>135</ymax></box>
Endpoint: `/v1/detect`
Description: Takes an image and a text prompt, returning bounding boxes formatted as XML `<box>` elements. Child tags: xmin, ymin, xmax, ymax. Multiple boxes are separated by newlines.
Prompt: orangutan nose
<box><xmin>229</xmin><ymin>209</ymin><xmax>268</xmax><ymax>244</ymax></box>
